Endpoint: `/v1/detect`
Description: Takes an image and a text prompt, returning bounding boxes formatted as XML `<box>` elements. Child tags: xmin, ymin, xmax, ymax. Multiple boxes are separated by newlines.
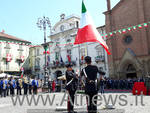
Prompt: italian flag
<box><xmin>74</xmin><ymin>1</ymin><xmax>111</xmax><ymax>55</ymax></box>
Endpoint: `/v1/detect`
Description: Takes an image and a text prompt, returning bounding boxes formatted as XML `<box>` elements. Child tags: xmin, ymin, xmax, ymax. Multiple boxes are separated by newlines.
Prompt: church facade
<box><xmin>104</xmin><ymin>0</ymin><xmax>150</xmax><ymax>78</ymax></box>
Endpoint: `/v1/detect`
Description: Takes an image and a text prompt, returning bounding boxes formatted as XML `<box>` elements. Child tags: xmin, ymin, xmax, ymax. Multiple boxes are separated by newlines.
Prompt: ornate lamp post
<box><xmin>37</xmin><ymin>16</ymin><xmax>52</xmax><ymax>86</ymax></box>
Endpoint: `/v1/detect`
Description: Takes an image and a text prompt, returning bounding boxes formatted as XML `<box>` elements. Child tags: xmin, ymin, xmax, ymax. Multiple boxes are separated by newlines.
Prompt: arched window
<box><xmin>36</xmin><ymin>58</ymin><xmax>40</xmax><ymax>66</ymax></box>
<box><xmin>76</xmin><ymin>21</ymin><xmax>79</xmax><ymax>28</ymax></box>
<box><xmin>126</xmin><ymin>64</ymin><xmax>136</xmax><ymax>72</ymax></box>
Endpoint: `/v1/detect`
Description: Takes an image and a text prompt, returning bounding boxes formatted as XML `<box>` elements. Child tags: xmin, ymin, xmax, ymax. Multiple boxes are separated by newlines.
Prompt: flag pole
<box><xmin>85</xmin><ymin>42</ymin><xmax>88</xmax><ymax>56</ymax></box>
<box><xmin>78</xmin><ymin>44</ymin><xmax>82</xmax><ymax>90</ymax></box>
<box><xmin>78</xmin><ymin>44</ymin><xmax>81</xmax><ymax>73</ymax></box>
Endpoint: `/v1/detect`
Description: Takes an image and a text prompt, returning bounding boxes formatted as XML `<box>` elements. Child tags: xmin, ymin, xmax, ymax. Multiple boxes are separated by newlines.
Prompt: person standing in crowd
<box><xmin>38</xmin><ymin>79</ymin><xmax>43</xmax><ymax>93</ymax></box>
<box><xmin>81</xmin><ymin>56</ymin><xmax>105</xmax><ymax>113</ymax></box>
<box><xmin>1</xmin><ymin>77</ymin><xmax>8</xmax><ymax>97</ymax></box>
<box><xmin>100</xmin><ymin>76</ymin><xmax>105</xmax><ymax>94</ymax></box>
<box><xmin>40</xmin><ymin>79</ymin><xmax>43</xmax><ymax>88</ymax></box>
<box><xmin>0</xmin><ymin>78</ymin><xmax>4</xmax><ymax>97</ymax></box>
<box><xmin>16</xmin><ymin>79</ymin><xmax>22</xmax><ymax>95</ymax></box>
<box><xmin>9</xmin><ymin>77</ymin><xmax>16</xmax><ymax>96</ymax></box>
<box><xmin>52</xmin><ymin>80</ymin><xmax>56</xmax><ymax>92</ymax></box>
<box><xmin>6</xmin><ymin>77</ymin><xmax>10</xmax><ymax>96</ymax></box>
<box><xmin>0</xmin><ymin>78</ymin><xmax>2</xmax><ymax>97</ymax></box>
<box><xmin>28</xmin><ymin>78</ymin><xmax>32</xmax><ymax>95</ymax></box>
<box><xmin>12</xmin><ymin>77</ymin><xmax>16</xmax><ymax>95</ymax></box>
<box><xmin>48</xmin><ymin>79</ymin><xmax>52</xmax><ymax>93</ymax></box>
<box><xmin>32</xmin><ymin>78</ymin><xmax>38</xmax><ymax>94</ymax></box>
<box><xmin>23</xmin><ymin>75</ymin><xmax>28</xmax><ymax>95</ymax></box>
<box><xmin>65</xmin><ymin>64</ymin><xmax>78</xmax><ymax>113</ymax></box>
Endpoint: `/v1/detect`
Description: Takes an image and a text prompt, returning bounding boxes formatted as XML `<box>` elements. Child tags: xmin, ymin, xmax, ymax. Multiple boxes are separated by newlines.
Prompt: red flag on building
<box><xmin>20</xmin><ymin>67</ymin><xmax>24</xmax><ymax>78</ymax></box>
<box><xmin>67</xmin><ymin>55</ymin><xmax>71</xmax><ymax>62</ymax></box>
<box><xmin>6</xmin><ymin>54</ymin><xmax>12</xmax><ymax>62</ymax></box>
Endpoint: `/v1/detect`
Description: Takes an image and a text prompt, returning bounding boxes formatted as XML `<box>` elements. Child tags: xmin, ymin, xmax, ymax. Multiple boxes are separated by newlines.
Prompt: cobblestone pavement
<box><xmin>0</xmin><ymin>92</ymin><xmax>149</xmax><ymax>113</ymax></box>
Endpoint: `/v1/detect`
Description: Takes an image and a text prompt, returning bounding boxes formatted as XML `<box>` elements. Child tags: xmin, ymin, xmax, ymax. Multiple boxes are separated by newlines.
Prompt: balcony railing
<box><xmin>17</xmin><ymin>48</ymin><xmax>24</xmax><ymax>51</ymax></box>
<box><xmin>95</xmin><ymin>56</ymin><xmax>105</xmax><ymax>62</ymax></box>
<box><xmin>48</xmin><ymin>60</ymin><xmax>77</xmax><ymax>69</ymax></box>
<box><xmin>4</xmin><ymin>46</ymin><xmax>11</xmax><ymax>49</ymax></box>
<box><xmin>2</xmin><ymin>54</ymin><xmax>13</xmax><ymax>62</ymax></box>
<box><xmin>16</xmin><ymin>55</ymin><xmax>24</xmax><ymax>62</ymax></box>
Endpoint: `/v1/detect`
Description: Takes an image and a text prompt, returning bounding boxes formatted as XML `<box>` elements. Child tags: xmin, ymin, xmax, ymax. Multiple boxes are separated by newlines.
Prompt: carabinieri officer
<box><xmin>81</xmin><ymin>56</ymin><xmax>105</xmax><ymax>113</ymax></box>
<box><xmin>65</xmin><ymin>64</ymin><xmax>78</xmax><ymax>113</ymax></box>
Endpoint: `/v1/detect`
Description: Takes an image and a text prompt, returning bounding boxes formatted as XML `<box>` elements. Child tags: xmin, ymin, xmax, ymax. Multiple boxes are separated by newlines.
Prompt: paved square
<box><xmin>0</xmin><ymin>93</ymin><xmax>149</xmax><ymax>113</ymax></box>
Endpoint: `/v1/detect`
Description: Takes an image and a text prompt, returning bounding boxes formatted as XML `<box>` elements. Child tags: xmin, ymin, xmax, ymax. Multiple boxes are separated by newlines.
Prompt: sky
<box><xmin>0</xmin><ymin>0</ymin><xmax>120</xmax><ymax>45</ymax></box>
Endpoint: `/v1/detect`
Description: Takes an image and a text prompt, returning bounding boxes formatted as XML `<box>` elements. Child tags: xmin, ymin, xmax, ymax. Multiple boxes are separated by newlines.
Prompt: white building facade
<box><xmin>0</xmin><ymin>32</ymin><xmax>31</xmax><ymax>75</ymax></box>
<box><xmin>30</xmin><ymin>14</ymin><xmax>109</xmax><ymax>80</ymax></box>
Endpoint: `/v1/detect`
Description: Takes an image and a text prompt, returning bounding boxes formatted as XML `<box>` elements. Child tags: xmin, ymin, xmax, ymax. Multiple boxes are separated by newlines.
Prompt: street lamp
<box><xmin>36</xmin><ymin>16</ymin><xmax>52</xmax><ymax>86</ymax></box>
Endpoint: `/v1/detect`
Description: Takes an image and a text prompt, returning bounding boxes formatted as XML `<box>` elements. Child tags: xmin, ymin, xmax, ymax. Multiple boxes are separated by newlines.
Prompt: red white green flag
<box><xmin>74</xmin><ymin>1</ymin><xmax>111</xmax><ymax>55</ymax></box>
<box><xmin>21</xmin><ymin>67</ymin><xmax>24</xmax><ymax>78</ymax></box>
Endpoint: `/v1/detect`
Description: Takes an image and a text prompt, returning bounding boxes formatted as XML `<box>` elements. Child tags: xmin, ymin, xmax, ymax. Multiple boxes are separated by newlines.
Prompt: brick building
<box><xmin>104</xmin><ymin>0</ymin><xmax>150</xmax><ymax>78</ymax></box>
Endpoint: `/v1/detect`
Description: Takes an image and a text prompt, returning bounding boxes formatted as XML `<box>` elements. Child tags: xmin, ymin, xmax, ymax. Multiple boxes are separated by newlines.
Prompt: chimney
<box><xmin>106</xmin><ymin>0</ymin><xmax>111</xmax><ymax>11</ymax></box>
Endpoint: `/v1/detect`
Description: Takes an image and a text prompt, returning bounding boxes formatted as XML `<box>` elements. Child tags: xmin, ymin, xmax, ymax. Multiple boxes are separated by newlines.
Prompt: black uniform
<box><xmin>9</xmin><ymin>79</ymin><xmax>15</xmax><ymax>96</ymax></box>
<box><xmin>16</xmin><ymin>80</ymin><xmax>22</xmax><ymax>95</ymax></box>
<box><xmin>65</xmin><ymin>70</ymin><xmax>78</xmax><ymax>113</ymax></box>
<box><xmin>1</xmin><ymin>79</ymin><xmax>7</xmax><ymax>97</ymax></box>
<box><xmin>23</xmin><ymin>81</ymin><xmax>28</xmax><ymax>95</ymax></box>
<box><xmin>100</xmin><ymin>79</ymin><xmax>105</xmax><ymax>94</ymax></box>
<box><xmin>28</xmin><ymin>81</ymin><xmax>32</xmax><ymax>95</ymax></box>
<box><xmin>81</xmin><ymin>65</ymin><xmax>105</xmax><ymax>113</ymax></box>
<box><xmin>0</xmin><ymin>79</ymin><xmax>2</xmax><ymax>96</ymax></box>
<box><xmin>48</xmin><ymin>81</ymin><xmax>52</xmax><ymax>93</ymax></box>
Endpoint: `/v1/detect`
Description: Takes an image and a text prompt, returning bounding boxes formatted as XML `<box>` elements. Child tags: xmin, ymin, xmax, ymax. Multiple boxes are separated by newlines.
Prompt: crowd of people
<box><xmin>0</xmin><ymin>74</ymin><xmax>145</xmax><ymax>98</ymax></box>
<box><xmin>98</xmin><ymin>77</ymin><xmax>145</xmax><ymax>94</ymax></box>
<box><xmin>0</xmin><ymin>75</ymin><xmax>60</xmax><ymax>98</ymax></box>
<box><xmin>103</xmin><ymin>77</ymin><xmax>144</xmax><ymax>90</ymax></box>
<box><xmin>0</xmin><ymin>75</ymin><xmax>41</xmax><ymax>97</ymax></box>
<box><xmin>102</xmin><ymin>78</ymin><xmax>144</xmax><ymax>90</ymax></box>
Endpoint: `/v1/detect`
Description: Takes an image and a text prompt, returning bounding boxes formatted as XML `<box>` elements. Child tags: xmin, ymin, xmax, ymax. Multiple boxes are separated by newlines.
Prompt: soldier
<box><xmin>6</xmin><ymin>77</ymin><xmax>10</xmax><ymax>96</ymax></box>
<box><xmin>81</xmin><ymin>56</ymin><xmax>105</xmax><ymax>113</ymax></box>
<box><xmin>32</xmin><ymin>78</ymin><xmax>38</xmax><ymax>94</ymax></box>
<box><xmin>0</xmin><ymin>78</ymin><xmax>2</xmax><ymax>97</ymax></box>
<box><xmin>65</xmin><ymin>64</ymin><xmax>78</xmax><ymax>113</ymax></box>
<box><xmin>100</xmin><ymin>76</ymin><xmax>105</xmax><ymax>94</ymax></box>
<box><xmin>0</xmin><ymin>78</ymin><xmax>4</xmax><ymax>97</ymax></box>
<box><xmin>9</xmin><ymin>77</ymin><xmax>16</xmax><ymax>96</ymax></box>
<box><xmin>16</xmin><ymin>79</ymin><xmax>22</xmax><ymax>95</ymax></box>
<box><xmin>23</xmin><ymin>76</ymin><xmax>28</xmax><ymax>95</ymax></box>
<box><xmin>1</xmin><ymin>77</ymin><xmax>8</xmax><ymax>97</ymax></box>
<box><xmin>48</xmin><ymin>79</ymin><xmax>52</xmax><ymax>93</ymax></box>
<box><xmin>28</xmin><ymin>78</ymin><xmax>32</xmax><ymax>95</ymax></box>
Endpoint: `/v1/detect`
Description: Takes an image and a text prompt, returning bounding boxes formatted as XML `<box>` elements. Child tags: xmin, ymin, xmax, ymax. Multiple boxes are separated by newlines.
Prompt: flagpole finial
<box><xmin>82</xmin><ymin>0</ymin><xmax>87</xmax><ymax>13</ymax></box>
